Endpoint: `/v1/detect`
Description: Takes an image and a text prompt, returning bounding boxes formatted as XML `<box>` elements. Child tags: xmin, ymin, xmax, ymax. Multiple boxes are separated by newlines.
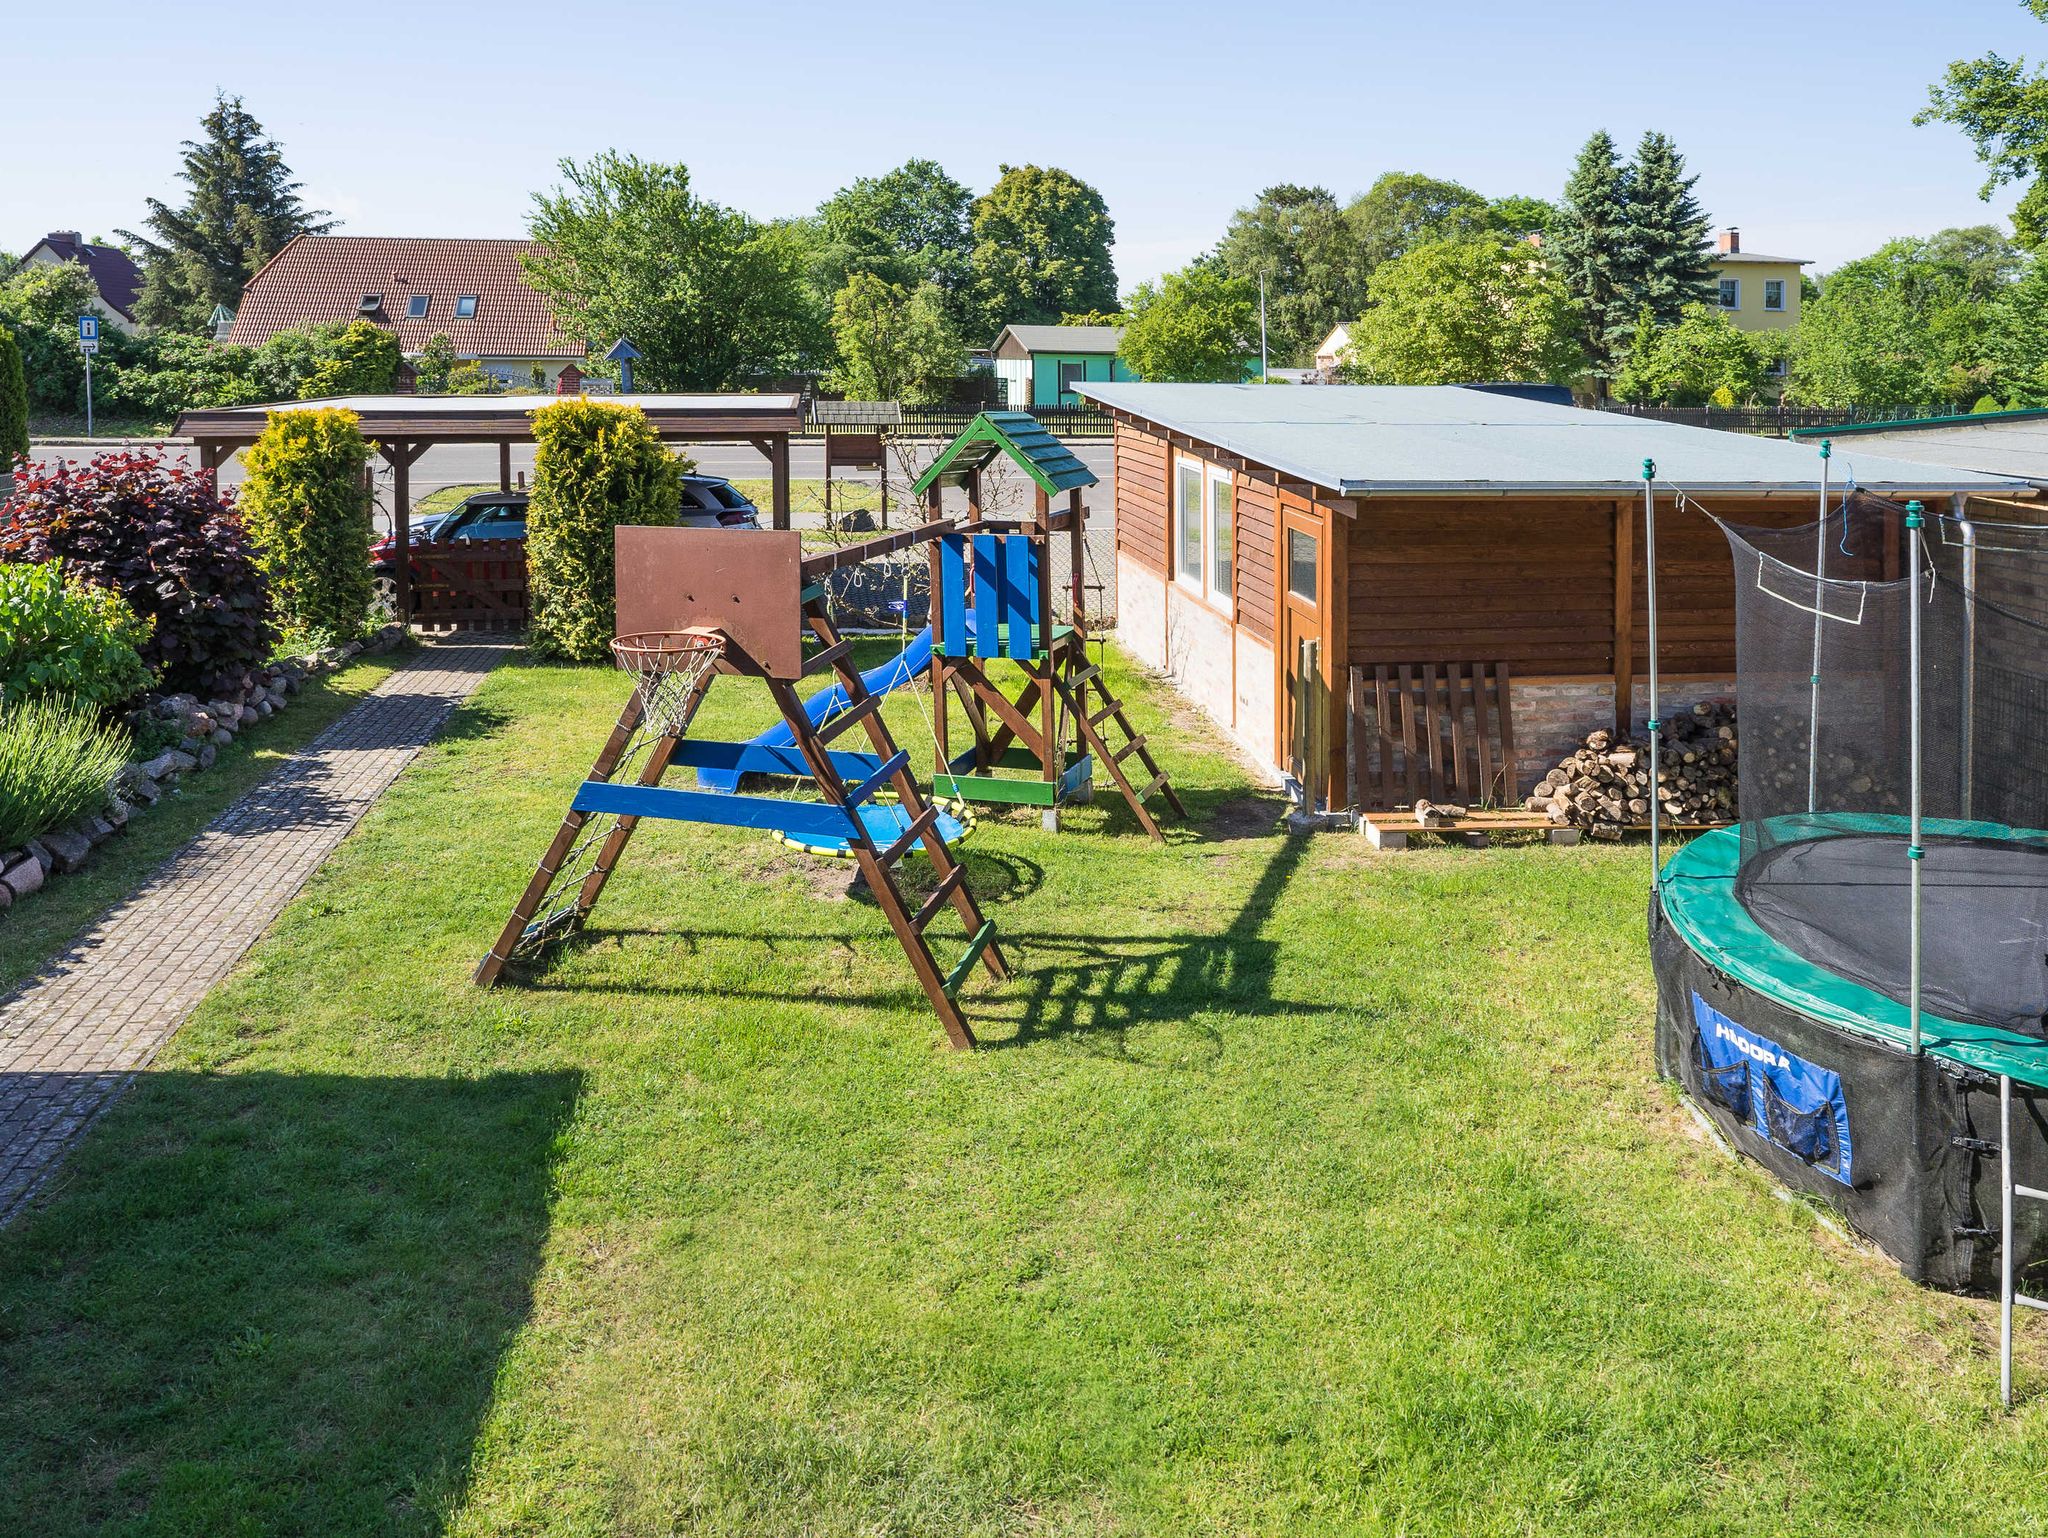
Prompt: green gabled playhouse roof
<box><xmin>909</xmin><ymin>411</ymin><xmax>1098</xmax><ymax>500</ymax></box>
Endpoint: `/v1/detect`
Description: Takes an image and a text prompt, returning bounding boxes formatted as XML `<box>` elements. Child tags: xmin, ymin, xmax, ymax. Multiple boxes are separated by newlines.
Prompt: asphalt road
<box><xmin>24</xmin><ymin>437</ymin><xmax>1117</xmax><ymax>533</ymax></box>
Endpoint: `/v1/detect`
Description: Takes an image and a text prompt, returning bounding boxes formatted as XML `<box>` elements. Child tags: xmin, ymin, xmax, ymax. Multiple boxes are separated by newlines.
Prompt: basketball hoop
<box><xmin>612</xmin><ymin>630</ymin><xmax>723</xmax><ymax>736</ymax></box>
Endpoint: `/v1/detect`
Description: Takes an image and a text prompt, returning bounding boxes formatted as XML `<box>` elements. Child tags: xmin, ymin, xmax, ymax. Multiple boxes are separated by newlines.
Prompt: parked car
<box><xmin>370</xmin><ymin>478</ymin><xmax>759</xmax><ymax>611</ymax></box>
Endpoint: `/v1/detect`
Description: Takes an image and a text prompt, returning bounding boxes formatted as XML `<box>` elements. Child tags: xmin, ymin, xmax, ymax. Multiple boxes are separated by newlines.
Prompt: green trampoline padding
<box><xmin>1660</xmin><ymin>818</ymin><xmax>2048</xmax><ymax>1086</ymax></box>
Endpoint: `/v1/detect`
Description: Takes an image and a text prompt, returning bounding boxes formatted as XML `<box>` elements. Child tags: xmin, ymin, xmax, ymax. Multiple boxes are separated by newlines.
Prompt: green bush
<box><xmin>0</xmin><ymin>694</ymin><xmax>130</xmax><ymax>851</ymax></box>
<box><xmin>238</xmin><ymin>408</ymin><xmax>375</xmax><ymax>641</ymax></box>
<box><xmin>0</xmin><ymin>561</ymin><xmax>155</xmax><ymax>709</ymax></box>
<box><xmin>527</xmin><ymin>400</ymin><xmax>684</xmax><ymax>661</ymax></box>
<box><xmin>0</xmin><ymin>323</ymin><xmax>27</xmax><ymax>463</ymax></box>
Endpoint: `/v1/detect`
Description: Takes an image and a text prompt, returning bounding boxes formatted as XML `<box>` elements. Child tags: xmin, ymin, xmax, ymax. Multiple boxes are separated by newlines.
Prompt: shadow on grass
<box><xmin>516</xmin><ymin>821</ymin><xmax>1328</xmax><ymax>1055</ymax></box>
<box><xmin>0</xmin><ymin>1067</ymin><xmax>579</xmax><ymax>1537</ymax></box>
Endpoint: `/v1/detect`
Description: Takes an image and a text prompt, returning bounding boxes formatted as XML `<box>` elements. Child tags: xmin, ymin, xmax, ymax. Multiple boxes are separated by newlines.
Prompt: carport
<box><xmin>176</xmin><ymin>392</ymin><xmax>803</xmax><ymax>618</ymax></box>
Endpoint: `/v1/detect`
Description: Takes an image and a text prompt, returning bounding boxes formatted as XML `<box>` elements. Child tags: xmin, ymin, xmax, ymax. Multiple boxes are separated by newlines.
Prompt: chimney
<box><xmin>1717</xmin><ymin>227</ymin><xmax>1740</xmax><ymax>255</ymax></box>
<box><xmin>48</xmin><ymin>231</ymin><xmax>83</xmax><ymax>247</ymax></box>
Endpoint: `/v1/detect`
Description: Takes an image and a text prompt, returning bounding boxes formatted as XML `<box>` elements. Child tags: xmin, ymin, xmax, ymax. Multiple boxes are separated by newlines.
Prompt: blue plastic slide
<box><xmin>694</xmin><ymin>626</ymin><xmax>935</xmax><ymax>793</ymax></box>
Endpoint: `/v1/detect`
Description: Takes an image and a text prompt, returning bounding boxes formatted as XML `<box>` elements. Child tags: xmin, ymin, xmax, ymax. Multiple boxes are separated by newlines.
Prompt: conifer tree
<box><xmin>1549</xmin><ymin>131</ymin><xmax>1636</xmax><ymax>394</ymax></box>
<box><xmin>121</xmin><ymin>95</ymin><xmax>334</xmax><ymax>333</ymax></box>
<box><xmin>1627</xmin><ymin>132</ymin><xmax>1716</xmax><ymax>327</ymax></box>
<box><xmin>0</xmin><ymin>324</ymin><xmax>28</xmax><ymax>465</ymax></box>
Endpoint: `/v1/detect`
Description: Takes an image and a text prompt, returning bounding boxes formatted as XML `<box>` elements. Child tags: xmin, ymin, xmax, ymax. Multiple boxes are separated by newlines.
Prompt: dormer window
<box><xmin>358</xmin><ymin>294</ymin><xmax>382</xmax><ymax>314</ymax></box>
<box><xmin>406</xmin><ymin>295</ymin><xmax>431</xmax><ymax>320</ymax></box>
<box><xmin>455</xmin><ymin>295</ymin><xmax>478</xmax><ymax>319</ymax></box>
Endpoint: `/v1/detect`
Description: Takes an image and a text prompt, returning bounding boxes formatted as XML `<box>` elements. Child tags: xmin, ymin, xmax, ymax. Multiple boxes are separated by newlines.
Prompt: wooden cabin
<box><xmin>1076</xmin><ymin>383</ymin><xmax>2028</xmax><ymax>810</ymax></box>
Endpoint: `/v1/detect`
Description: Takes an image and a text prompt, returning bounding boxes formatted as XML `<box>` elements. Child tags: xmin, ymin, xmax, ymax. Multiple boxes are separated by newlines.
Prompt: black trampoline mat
<box><xmin>1737</xmin><ymin>835</ymin><xmax>2048</xmax><ymax>1034</ymax></box>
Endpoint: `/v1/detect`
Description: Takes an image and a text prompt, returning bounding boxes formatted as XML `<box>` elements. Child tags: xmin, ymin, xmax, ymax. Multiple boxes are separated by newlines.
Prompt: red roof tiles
<box><xmin>224</xmin><ymin>235</ymin><xmax>585</xmax><ymax>360</ymax></box>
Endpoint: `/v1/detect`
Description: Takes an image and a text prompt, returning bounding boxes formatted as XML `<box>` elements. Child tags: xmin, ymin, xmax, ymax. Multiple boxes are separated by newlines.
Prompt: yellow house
<box><xmin>1707</xmin><ymin>228</ymin><xmax>1808</xmax><ymax>332</ymax></box>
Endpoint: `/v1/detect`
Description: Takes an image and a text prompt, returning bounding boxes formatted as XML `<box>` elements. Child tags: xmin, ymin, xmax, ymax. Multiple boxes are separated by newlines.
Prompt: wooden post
<box><xmin>879</xmin><ymin>434</ymin><xmax>890</xmax><ymax>529</ymax></box>
<box><xmin>392</xmin><ymin>441</ymin><xmax>412</xmax><ymax>625</ymax></box>
<box><xmin>965</xmin><ymin>466</ymin><xmax>982</xmax><ymax>522</ymax></box>
<box><xmin>1068</xmin><ymin>488</ymin><xmax>1086</xmax><ymax>631</ymax></box>
<box><xmin>1612</xmin><ymin>497</ymin><xmax>1636</xmax><ymax>738</ymax></box>
<box><xmin>1033</xmin><ymin>485</ymin><xmax>1055</xmax><ymax>815</ymax></box>
<box><xmin>498</xmin><ymin>440</ymin><xmax>512</xmax><ymax>492</ymax></box>
<box><xmin>770</xmin><ymin>433</ymin><xmax>791</xmax><ymax>531</ymax></box>
<box><xmin>380</xmin><ymin>439</ymin><xmax>427</xmax><ymax>629</ymax></box>
<box><xmin>928</xmin><ymin>485</ymin><xmax>948</xmax><ymax>776</ymax></box>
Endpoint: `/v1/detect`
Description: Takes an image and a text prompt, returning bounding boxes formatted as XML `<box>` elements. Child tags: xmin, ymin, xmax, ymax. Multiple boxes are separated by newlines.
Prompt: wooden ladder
<box><xmin>476</xmin><ymin>597</ymin><xmax>1008</xmax><ymax>1049</ymax></box>
<box><xmin>1051</xmin><ymin>633</ymin><xmax>1185</xmax><ymax>842</ymax></box>
<box><xmin>783</xmin><ymin>585</ymin><xmax>1008</xmax><ymax>1048</ymax></box>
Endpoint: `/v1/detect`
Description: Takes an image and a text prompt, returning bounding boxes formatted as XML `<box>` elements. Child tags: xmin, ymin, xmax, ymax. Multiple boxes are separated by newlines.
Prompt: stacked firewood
<box><xmin>1523</xmin><ymin>700</ymin><xmax>1738</xmax><ymax>838</ymax></box>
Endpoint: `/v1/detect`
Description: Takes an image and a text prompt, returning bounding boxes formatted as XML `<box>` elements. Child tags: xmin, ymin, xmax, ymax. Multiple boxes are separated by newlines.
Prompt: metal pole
<box><xmin>1906</xmin><ymin>500</ymin><xmax>1926</xmax><ymax>1056</ymax></box>
<box><xmin>1957</xmin><ymin>498</ymin><xmax>1978</xmax><ymax>818</ymax></box>
<box><xmin>83</xmin><ymin>352</ymin><xmax>93</xmax><ymax>439</ymax></box>
<box><xmin>1259</xmin><ymin>272</ymin><xmax>1268</xmax><ymax>381</ymax></box>
<box><xmin>1806</xmin><ymin>441</ymin><xmax>1830</xmax><ymax>814</ymax></box>
<box><xmin>1644</xmin><ymin>459</ymin><xmax>1661</xmax><ymax>890</ymax></box>
<box><xmin>2003</xmin><ymin>1071</ymin><xmax>2015</xmax><ymax>1408</ymax></box>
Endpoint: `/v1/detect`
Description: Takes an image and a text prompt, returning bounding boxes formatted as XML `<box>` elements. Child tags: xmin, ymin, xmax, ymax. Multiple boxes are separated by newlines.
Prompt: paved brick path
<box><xmin>0</xmin><ymin>637</ymin><xmax>508</xmax><ymax>1225</ymax></box>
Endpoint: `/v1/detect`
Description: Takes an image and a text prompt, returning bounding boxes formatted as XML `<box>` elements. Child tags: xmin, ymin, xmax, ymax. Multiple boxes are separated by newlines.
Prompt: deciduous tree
<box><xmin>1789</xmin><ymin>235</ymin><xmax>2000</xmax><ymax>408</ymax></box>
<box><xmin>1613</xmin><ymin>304</ymin><xmax>1770</xmax><ymax>406</ymax></box>
<box><xmin>1345</xmin><ymin>173</ymin><xmax>1491</xmax><ymax>277</ymax></box>
<box><xmin>525</xmin><ymin>153</ymin><xmax>826</xmax><ymax>389</ymax></box>
<box><xmin>120</xmin><ymin>95</ymin><xmax>334</xmax><ymax>334</ymax></box>
<box><xmin>1339</xmin><ymin>239</ymin><xmax>1582</xmax><ymax>387</ymax></box>
<box><xmin>1116</xmin><ymin>266</ymin><xmax>1257</xmax><ymax>383</ymax></box>
<box><xmin>827</xmin><ymin>275</ymin><xmax>964</xmax><ymax>404</ymax></box>
<box><xmin>1919</xmin><ymin>1</ymin><xmax>2048</xmax><ymax>244</ymax></box>
<box><xmin>816</xmin><ymin>160</ymin><xmax>975</xmax><ymax>326</ymax></box>
<box><xmin>1215</xmin><ymin>185</ymin><xmax>1367</xmax><ymax>366</ymax></box>
<box><xmin>968</xmin><ymin>165</ymin><xmax>1118</xmax><ymax>336</ymax></box>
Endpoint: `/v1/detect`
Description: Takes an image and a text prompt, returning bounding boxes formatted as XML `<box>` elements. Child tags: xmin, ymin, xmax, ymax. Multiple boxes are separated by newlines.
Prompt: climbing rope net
<box><xmin>505</xmin><ymin>632</ymin><xmax>724</xmax><ymax>963</ymax></box>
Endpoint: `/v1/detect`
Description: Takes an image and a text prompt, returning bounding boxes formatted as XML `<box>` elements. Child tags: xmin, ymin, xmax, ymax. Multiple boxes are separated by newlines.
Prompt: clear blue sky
<box><xmin>7</xmin><ymin>0</ymin><xmax>2042</xmax><ymax>293</ymax></box>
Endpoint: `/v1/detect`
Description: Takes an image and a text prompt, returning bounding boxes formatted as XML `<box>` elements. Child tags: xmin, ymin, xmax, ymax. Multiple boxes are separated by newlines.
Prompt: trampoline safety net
<box><xmin>1722</xmin><ymin>497</ymin><xmax>2048</xmax><ymax>1036</ymax></box>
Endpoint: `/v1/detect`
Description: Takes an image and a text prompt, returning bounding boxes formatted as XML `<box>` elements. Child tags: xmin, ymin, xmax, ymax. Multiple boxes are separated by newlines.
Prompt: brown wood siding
<box><xmin>1115</xmin><ymin>423</ymin><xmax>1169</xmax><ymax>574</ymax></box>
<box><xmin>1348</xmin><ymin>500</ymin><xmax>1618</xmax><ymax>675</ymax></box>
<box><xmin>1626</xmin><ymin>496</ymin><xmax>1872</xmax><ymax>674</ymax></box>
<box><xmin>1234</xmin><ymin>475</ymin><xmax>1277</xmax><ymax>641</ymax></box>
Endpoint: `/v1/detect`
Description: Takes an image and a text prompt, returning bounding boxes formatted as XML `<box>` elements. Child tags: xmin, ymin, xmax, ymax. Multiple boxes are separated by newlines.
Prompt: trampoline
<box><xmin>1635</xmin><ymin>463</ymin><xmax>2048</xmax><ymax>1400</ymax></box>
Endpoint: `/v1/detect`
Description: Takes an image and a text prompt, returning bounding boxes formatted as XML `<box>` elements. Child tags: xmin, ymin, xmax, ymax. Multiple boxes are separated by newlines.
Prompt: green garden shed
<box><xmin>991</xmin><ymin>324</ymin><xmax>1136</xmax><ymax>408</ymax></box>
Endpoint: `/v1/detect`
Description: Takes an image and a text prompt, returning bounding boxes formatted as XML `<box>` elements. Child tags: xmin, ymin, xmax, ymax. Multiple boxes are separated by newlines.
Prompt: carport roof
<box><xmin>176</xmin><ymin>393</ymin><xmax>803</xmax><ymax>444</ymax></box>
<box><xmin>1076</xmin><ymin>383</ymin><xmax>2033</xmax><ymax>498</ymax></box>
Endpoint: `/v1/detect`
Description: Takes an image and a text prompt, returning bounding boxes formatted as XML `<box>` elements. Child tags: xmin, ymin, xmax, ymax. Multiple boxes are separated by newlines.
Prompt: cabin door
<box><xmin>1277</xmin><ymin>493</ymin><xmax>1333</xmax><ymax>808</ymax></box>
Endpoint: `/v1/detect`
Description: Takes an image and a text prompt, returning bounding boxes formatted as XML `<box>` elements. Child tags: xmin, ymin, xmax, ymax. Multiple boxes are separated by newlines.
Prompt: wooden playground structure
<box><xmin>475</xmin><ymin>412</ymin><xmax>1180</xmax><ymax>1047</ymax></box>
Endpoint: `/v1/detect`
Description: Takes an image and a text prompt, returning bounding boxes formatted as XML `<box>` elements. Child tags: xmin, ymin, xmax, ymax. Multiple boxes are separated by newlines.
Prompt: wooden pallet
<box><xmin>1358</xmin><ymin>808</ymin><xmax>1729</xmax><ymax>851</ymax></box>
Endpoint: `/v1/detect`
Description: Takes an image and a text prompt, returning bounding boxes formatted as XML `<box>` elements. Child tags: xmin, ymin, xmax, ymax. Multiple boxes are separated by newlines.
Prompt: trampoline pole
<box><xmin>2003</xmin><ymin>1072</ymin><xmax>2015</xmax><ymax>1408</ymax></box>
<box><xmin>1807</xmin><ymin>442</ymin><xmax>1830</xmax><ymax>815</ymax></box>
<box><xmin>1907</xmin><ymin>501</ymin><xmax>1926</xmax><ymax>1057</ymax></box>
<box><xmin>1643</xmin><ymin>460</ymin><xmax>1660</xmax><ymax>890</ymax></box>
<box><xmin>1958</xmin><ymin>500</ymin><xmax>1977</xmax><ymax>819</ymax></box>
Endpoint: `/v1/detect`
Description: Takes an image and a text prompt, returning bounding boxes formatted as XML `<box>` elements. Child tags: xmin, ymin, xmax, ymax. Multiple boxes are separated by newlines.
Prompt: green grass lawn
<box><xmin>0</xmin><ymin>651</ymin><xmax>402</xmax><ymax>994</ymax></box>
<box><xmin>2</xmin><ymin>643</ymin><xmax>2046</xmax><ymax>1535</ymax></box>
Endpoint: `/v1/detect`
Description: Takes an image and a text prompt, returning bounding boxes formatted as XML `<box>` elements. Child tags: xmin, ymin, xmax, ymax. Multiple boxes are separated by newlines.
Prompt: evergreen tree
<box><xmin>120</xmin><ymin>95</ymin><xmax>334</xmax><ymax>333</ymax></box>
<box><xmin>1627</xmin><ymin>132</ymin><xmax>1716</xmax><ymax>327</ymax></box>
<box><xmin>1549</xmin><ymin>131</ymin><xmax>1636</xmax><ymax>394</ymax></box>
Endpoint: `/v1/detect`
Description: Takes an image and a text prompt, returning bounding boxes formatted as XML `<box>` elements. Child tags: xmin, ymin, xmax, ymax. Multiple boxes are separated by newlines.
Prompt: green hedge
<box><xmin>0</xmin><ymin>323</ymin><xmax>26</xmax><ymax>463</ymax></box>
<box><xmin>527</xmin><ymin>400</ymin><xmax>684</xmax><ymax>661</ymax></box>
<box><xmin>0</xmin><ymin>561</ymin><xmax>155</xmax><ymax>710</ymax></box>
<box><xmin>238</xmin><ymin>408</ymin><xmax>376</xmax><ymax>643</ymax></box>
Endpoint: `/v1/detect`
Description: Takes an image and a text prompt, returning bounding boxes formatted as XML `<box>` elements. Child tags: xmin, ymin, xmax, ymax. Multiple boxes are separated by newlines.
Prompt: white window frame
<box><xmin>1206</xmin><ymin>462</ymin><xmax>1234</xmax><ymax>617</ymax></box>
<box><xmin>1718</xmin><ymin>276</ymin><xmax>1740</xmax><ymax>310</ymax></box>
<box><xmin>1172</xmin><ymin>452</ymin><xmax>1234</xmax><ymax>615</ymax></box>
<box><xmin>1762</xmin><ymin>278</ymin><xmax>1785</xmax><ymax>312</ymax></box>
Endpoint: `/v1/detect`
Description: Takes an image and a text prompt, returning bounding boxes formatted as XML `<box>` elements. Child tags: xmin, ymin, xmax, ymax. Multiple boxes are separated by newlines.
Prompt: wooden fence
<box><xmin>409</xmin><ymin>540</ymin><xmax>528</xmax><ymax>631</ymax></box>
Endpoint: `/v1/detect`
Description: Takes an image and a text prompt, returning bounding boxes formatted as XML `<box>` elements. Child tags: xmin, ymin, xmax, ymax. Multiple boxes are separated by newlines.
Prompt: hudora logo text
<box><xmin>1715</xmin><ymin>1020</ymin><xmax>1791</xmax><ymax>1071</ymax></box>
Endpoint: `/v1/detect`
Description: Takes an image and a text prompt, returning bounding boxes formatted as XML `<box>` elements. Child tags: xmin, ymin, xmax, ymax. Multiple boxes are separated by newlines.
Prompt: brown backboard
<box><xmin>825</xmin><ymin>430</ymin><xmax>886</xmax><ymax>469</ymax></box>
<box><xmin>614</xmin><ymin>526</ymin><xmax>805</xmax><ymax>677</ymax></box>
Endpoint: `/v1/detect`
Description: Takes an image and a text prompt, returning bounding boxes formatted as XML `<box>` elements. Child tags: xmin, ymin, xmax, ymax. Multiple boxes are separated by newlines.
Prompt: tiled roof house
<box><xmin>18</xmin><ymin>231</ymin><xmax>145</xmax><ymax>333</ymax></box>
<box><xmin>224</xmin><ymin>234</ymin><xmax>587</xmax><ymax>385</ymax></box>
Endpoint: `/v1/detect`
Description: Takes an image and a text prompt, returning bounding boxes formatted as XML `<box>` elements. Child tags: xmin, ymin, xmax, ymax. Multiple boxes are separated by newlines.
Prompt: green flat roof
<box><xmin>1660</xmin><ymin>820</ymin><xmax>2048</xmax><ymax>1086</ymax></box>
<box><xmin>909</xmin><ymin>411</ymin><xmax>1098</xmax><ymax>499</ymax></box>
<box><xmin>1789</xmin><ymin>408</ymin><xmax>2048</xmax><ymax>440</ymax></box>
